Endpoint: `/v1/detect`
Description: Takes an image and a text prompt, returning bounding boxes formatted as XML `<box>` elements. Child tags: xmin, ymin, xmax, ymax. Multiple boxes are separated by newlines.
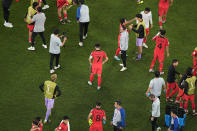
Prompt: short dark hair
<box><xmin>136</xmin><ymin>14</ymin><xmax>142</xmax><ymax>19</ymax></box>
<box><xmin>149</xmin><ymin>94</ymin><xmax>155</xmax><ymax>99</ymax></box>
<box><xmin>54</xmin><ymin>29</ymin><xmax>60</xmax><ymax>35</ymax></box>
<box><xmin>145</xmin><ymin>7</ymin><xmax>151</xmax><ymax>12</ymax></box>
<box><xmin>63</xmin><ymin>116</ymin><xmax>69</xmax><ymax>120</ymax></box>
<box><xmin>37</xmin><ymin>7</ymin><xmax>42</xmax><ymax>12</ymax></box>
<box><xmin>115</xmin><ymin>100</ymin><xmax>121</xmax><ymax>106</ymax></box>
<box><xmin>79</xmin><ymin>0</ymin><xmax>84</xmax><ymax>4</ymax></box>
<box><xmin>186</xmin><ymin>67</ymin><xmax>193</xmax><ymax>76</ymax></box>
<box><xmin>160</xmin><ymin>29</ymin><xmax>166</xmax><ymax>35</ymax></box>
<box><xmin>33</xmin><ymin>2</ymin><xmax>39</xmax><ymax>9</ymax></box>
<box><xmin>172</xmin><ymin>59</ymin><xmax>178</xmax><ymax>64</ymax></box>
<box><xmin>154</xmin><ymin>71</ymin><xmax>160</xmax><ymax>77</ymax></box>
<box><xmin>95</xmin><ymin>43</ymin><xmax>101</xmax><ymax>48</ymax></box>
<box><xmin>96</xmin><ymin>102</ymin><xmax>101</xmax><ymax>106</ymax></box>
<box><xmin>73</xmin><ymin>0</ymin><xmax>79</xmax><ymax>4</ymax></box>
<box><xmin>122</xmin><ymin>25</ymin><xmax>126</xmax><ymax>30</ymax></box>
<box><xmin>120</xmin><ymin>18</ymin><xmax>126</xmax><ymax>24</ymax></box>
<box><xmin>32</xmin><ymin>120</ymin><xmax>39</xmax><ymax>125</ymax></box>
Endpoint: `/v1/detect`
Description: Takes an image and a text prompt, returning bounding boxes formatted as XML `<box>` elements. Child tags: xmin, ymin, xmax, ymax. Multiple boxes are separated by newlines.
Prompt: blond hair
<box><xmin>51</xmin><ymin>74</ymin><xmax>57</xmax><ymax>81</ymax></box>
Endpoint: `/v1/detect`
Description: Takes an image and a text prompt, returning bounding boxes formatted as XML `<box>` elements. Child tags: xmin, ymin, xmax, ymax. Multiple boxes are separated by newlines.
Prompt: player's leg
<box><xmin>158</xmin><ymin>54</ymin><xmax>164</xmax><ymax>74</ymax></box>
<box><xmin>120</xmin><ymin>50</ymin><xmax>127</xmax><ymax>71</ymax></box>
<box><xmin>83</xmin><ymin>22</ymin><xmax>89</xmax><ymax>39</ymax></box>
<box><xmin>3</xmin><ymin>6</ymin><xmax>13</xmax><ymax>28</ymax></box>
<box><xmin>97</xmin><ymin>68</ymin><xmax>102</xmax><ymax>90</ymax></box>
<box><xmin>149</xmin><ymin>52</ymin><xmax>158</xmax><ymax>72</ymax></box>
<box><xmin>190</xmin><ymin>95</ymin><xmax>197</xmax><ymax>115</ymax></box>
<box><xmin>162</xmin><ymin>6</ymin><xmax>169</xmax><ymax>23</ymax></box>
<box><xmin>166</xmin><ymin>83</ymin><xmax>172</xmax><ymax>101</ymax></box>
<box><xmin>114</xmin><ymin>34</ymin><xmax>121</xmax><ymax>60</ymax></box>
<box><xmin>57</xmin><ymin>7</ymin><xmax>64</xmax><ymax>24</ymax></box>
<box><xmin>39</xmin><ymin>32</ymin><xmax>47</xmax><ymax>48</ymax></box>
<box><xmin>63</xmin><ymin>8</ymin><xmax>70</xmax><ymax>23</ymax></box>
<box><xmin>158</xmin><ymin>6</ymin><xmax>164</xmax><ymax>29</ymax></box>
<box><xmin>193</xmin><ymin>58</ymin><xmax>197</xmax><ymax>76</ymax></box>
<box><xmin>55</xmin><ymin>54</ymin><xmax>60</xmax><ymax>69</ymax></box>
<box><xmin>169</xmin><ymin>83</ymin><xmax>179</xmax><ymax>98</ymax></box>
<box><xmin>44</xmin><ymin>98</ymin><xmax>54</xmax><ymax>123</ymax></box>
<box><xmin>136</xmin><ymin>38</ymin><xmax>143</xmax><ymax>60</ymax></box>
<box><xmin>184</xmin><ymin>95</ymin><xmax>189</xmax><ymax>113</ymax></box>
<box><xmin>28</xmin><ymin>32</ymin><xmax>37</xmax><ymax>50</ymax></box>
<box><xmin>50</xmin><ymin>53</ymin><xmax>55</xmax><ymax>73</ymax></box>
<box><xmin>89</xmin><ymin>66</ymin><xmax>96</xmax><ymax>85</ymax></box>
<box><xmin>143</xmin><ymin>28</ymin><xmax>149</xmax><ymax>48</ymax></box>
<box><xmin>79</xmin><ymin>22</ymin><xmax>84</xmax><ymax>46</ymax></box>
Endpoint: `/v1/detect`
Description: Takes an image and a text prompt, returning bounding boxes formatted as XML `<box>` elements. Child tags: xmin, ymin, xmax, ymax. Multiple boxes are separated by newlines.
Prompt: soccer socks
<box><xmin>98</xmin><ymin>76</ymin><xmax>101</xmax><ymax>87</ymax></box>
<box><xmin>150</xmin><ymin>59</ymin><xmax>156</xmax><ymax>69</ymax></box>
<box><xmin>45</xmin><ymin>109</ymin><xmax>51</xmax><ymax>121</ymax></box>
<box><xmin>115</xmin><ymin>48</ymin><xmax>120</xmax><ymax>56</ymax></box>
<box><xmin>192</xmin><ymin>102</ymin><xmax>196</xmax><ymax>110</ymax></box>
<box><xmin>184</xmin><ymin>102</ymin><xmax>188</xmax><ymax>111</ymax></box>
<box><xmin>138</xmin><ymin>54</ymin><xmax>141</xmax><ymax>59</ymax></box>
<box><xmin>63</xmin><ymin>13</ymin><xmax>67</xmax><ymax>19</ymax></box>
<box><xmin>58</xmin><ymin>16</ymin><xmax>63</xmax><ymax>21</ymax></box>
<box><xmin>159</xmin><ymin>21</ymin><xmax>162</xmax><ymax>28</ymax></box>
<box><xmin>169</xmin><ymin>87</ymin><xmax>178</xmax><ymax>98</ymax></box>
<box><xmin>166</xmin><ymin>87</ymin><xmax>171</xmax><ymax>98</ymax></box>
<box><xmin>159</xmin><ymin>63</ymin><xmax>163</xmax><ymax>72</ymax></box>
<box><xmin>90</xmin><ymin>74</ymin><xmax>94</xmax><ymax>82</ymax></box>
<box><xmin>163</xmin><ymin>17</ymin><xmax>166</xmax><ymax>22</ymax></box>
<box><xmin>180</xmin><ymin>102</ymin><xmax>183</xmax><ymax>108</ymax></box>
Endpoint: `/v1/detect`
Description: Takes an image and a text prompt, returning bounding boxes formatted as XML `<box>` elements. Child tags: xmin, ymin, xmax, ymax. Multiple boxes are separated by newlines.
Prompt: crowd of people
<box><xmin>2</xmin><ymin>0</ymin><xmax>197</xmax><ymax>131</ymax></box>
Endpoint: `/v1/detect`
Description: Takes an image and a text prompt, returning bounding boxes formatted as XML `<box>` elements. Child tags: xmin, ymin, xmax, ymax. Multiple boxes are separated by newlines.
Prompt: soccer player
<box><xmin>129</xmin><ymin>14</ymin><xmax>146</xmax><ymax>60</ymax></box>
<box><xmin>137</xmin><ymin>0</ymin><xmax>143</xmax><ymax>5</ymax></box>
<box><xmin>35</xmin><ymin>117</ymin><xmax>43</xmax><ymax>131</ymax></box>
<box><xmin>30</xmin><ymin>120</ymin><xmax>40</xmax><ymax>131</ymax></box>
<box><xmin>57</xmin><ymin>0</ymin><xmax>77</xmax><ymax>24</ymax></box>
<box><xmin>139</xmin><ymin>7</ymin><xmax>153</xmax><ymax>48</ymax></box>
<box><xmin>24</xmin><ymin>2</ymin><xmax>39</xmax><ymax>43</ymax></box>
<box><xmin>30</xmin><ymin>0</ymin><xmax>41</xmax><ymax>6</ymax></box>
<box><xmin>114</xmin><ymin>18</ymin><xmax>135</xmax><ymax>61</ymax></box>
<box><xmin>88</xmin><ymin>102</ymin><xmax>106</xmax><ymax>131</ymax></box>
<box><xmin>88</xmin><ymin>44</ymin><xmax>108</xmax><ymax>90</ymax></box>
<box><xmin>149</xmin><ymin>30</ymin><xmax>169</xmax><ymax>74</ymax></box>
<box><xmin>158</xmin><ymin>0</ymin><xmax>173</xmax><ymax>29</ymax></box>
<box><xmin>181</xmin><ymin>72</ymin><xmax>197</xmax><ymax>115</ymax></box>
<box><xmin>192</xmin><ymin>47</ymin><xmax>197</xmax><ymax>76</ymax></box>
<box><xmin>30</xmin><ymin>0</ymin><xmax>49</xmax><ymax>10</ymax></box>
<box><xmin>55</xmin><ymin>116</ymin><xmax>70</xmax><ymax>131</ymax></box>
<box><xmin>39</xmin><ymin>74</ymin><xmax>61</xmax><ymax>123</ymax></box>
<box><xmin>166</xmin><ymin>59</ymin><xmax>182</xmax><ymax>102</ymax></box>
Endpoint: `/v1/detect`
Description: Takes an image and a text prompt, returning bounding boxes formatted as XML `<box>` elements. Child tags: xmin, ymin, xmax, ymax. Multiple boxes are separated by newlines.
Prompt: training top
<box><xmin>138</xmin><ymin>11</ymin><xmax>153</xmax><ymax>29</ymax></box>
<box><xmin>167</xmin><ymin>64</ymin><xmax>180</xmax><ymax>83</ymax></box>
<box><xmin>77</xmin><ymin>4</ymin><xmax>90</xmax><ymax>22</ymax></box>
<box><xmin>120</xmin><ymin>30</ymin><xmax>129</xmax><ymax>51</ymax></box>
<box><xmin>32</xmin><ymin>12</ymin><xmax>46</xmax><ymax>32</ymax></box>
<box><xmin>149</xmin><ymin>77</ymin><xmax>165</xmax><ymax>97</ymax></box>
<box><xmin>49</xmin><ymin>34</ymin><xmax>63</xmax><ymax>54</ymax></box>
<box><xmin>112</xmin><ymin>107</ymin><xmax>125</xmax><ymax>128</ymax></box>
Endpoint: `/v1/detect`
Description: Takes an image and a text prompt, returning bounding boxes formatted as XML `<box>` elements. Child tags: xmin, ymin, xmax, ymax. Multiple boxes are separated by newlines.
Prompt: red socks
<box><xmin>159</xmin><ymin>21</ymin><xmax>162</xmax><ymax>27</ymax></box>
<box><xmin>159</xmin><ymin>63</ymin><xmax>163</xmax><ymax>72</ymax></box>
<box><xmin>150</xmin><ymin>59</ymin><xmax>156</xmax><ymax>70</ymax></box>
<box><xmin>58</xmin><ymin>16</ymin><xmax>63</xmax><ymax>21</ymax></box>
<box><xmin>163</xmin><ymin>17</ymin><xmax>166</xmax><ymax>22</ymax></box>
<box><xmin>90</xmin><ymin>74</ymin><xmax>94</xmax><ymax>82</ymax></box>
<box><xmin>98</xmin><ymin>76</ymin><xmax>101</xmax><ymax>87</ymax></box>
<box><xmin>192</xmin><ymin>102</ymin><xmax>196</xmax><ymax>110</ymax></box>
<box><xmin>64</xmin><ymin>13</ymin><xmax>67</xmax><ymax>19</ymax></box>
<box><xmin>115</xmin><ymin>48</ymin><xmax>120</xmax><ymax>56</ymax></box>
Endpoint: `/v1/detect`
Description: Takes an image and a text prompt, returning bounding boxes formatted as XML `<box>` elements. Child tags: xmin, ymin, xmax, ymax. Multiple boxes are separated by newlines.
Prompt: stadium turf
<box><xmin>0</xmin><ymin>0</ymin><xmax>197</xmax><ymax>130</ymax></box>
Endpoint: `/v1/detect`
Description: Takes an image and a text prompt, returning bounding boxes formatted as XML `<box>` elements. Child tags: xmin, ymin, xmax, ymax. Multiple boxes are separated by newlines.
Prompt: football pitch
<box><xmin>0</xmin><ymin>0</ymin><xmax>197</xmax><ymax>130</ymax></box>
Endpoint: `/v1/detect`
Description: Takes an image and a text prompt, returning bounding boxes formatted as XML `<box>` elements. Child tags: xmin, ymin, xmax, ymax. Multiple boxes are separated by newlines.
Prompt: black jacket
<box><xmin>167</xmin><ymin>64</ymin><xmax>180</xmax><ymax>83</ymax></box>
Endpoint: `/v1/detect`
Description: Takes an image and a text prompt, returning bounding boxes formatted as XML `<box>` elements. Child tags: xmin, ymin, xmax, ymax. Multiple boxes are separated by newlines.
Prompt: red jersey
<box><xmin>192</xmin><ymin>50</ymin><xmax>197</xmax><ymax>57</ymax></box>
<box><xmin>31</xmin><ymin>125</ymin><xmax>40</xmax><ymax>131</ymax></box>
<box><xmin>39</xmin><ymin>124</ymin><xmax>43</xmax><ymax>131</ymax></box>
<box><xmin>57</xmin><ymin>121</ymin><xmax>68</xmax><ymax>131</ymax></box>
<box><xmin>90</xmin><ymin>108</ymin><xmax>106</xmax><ymax>127</ymax></box>
<box><xmin>153</xmin><ymin>36</ymin><xmax>169</xmax><ymax>54</ymax></box>
<box><xmin>90</xmin><ymin>51</ymin><xmax>107</xmax><ymax>66</ymax></box>
<box><xmin>159</xmin><ymin>0</ymin><xmax>169</xmax><ymax>7</ymax></box>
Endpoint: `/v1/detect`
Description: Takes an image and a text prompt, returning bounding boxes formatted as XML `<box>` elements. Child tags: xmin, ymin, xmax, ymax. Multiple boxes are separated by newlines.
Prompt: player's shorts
<box><xmin>145</xmin><ymin>28</ymin><xmax>149</xmax><ymax>36</ymax></box>
<box><xmin>45</xmin><ymin>98</ymin><xmax>54</xmax><ymax>109</ymax></box>
<box><xmin>89</xmin><ymin>125</ymin><xmax>103</xmax><ymax>131</ymax></box>
<box><xmin>158</xmin><ymin>5</ymin><xmax>169</xmax><ymax>16</ymax></box>
<box><xmin>92</xmin><ymin>65</ymin><xmax>102</xmax><ymax>75</ymax></box>
<box><xmin>167</xmin><ymin>82</ymin><xmax>179</xmax><ymax>91</ymax></box>
<box><xmin>27</xmin><ymin>24</ymin><xmax>34</xmax><ymax>32</ymax></box>
<box><xmin>178</xmin><ymin>88</ymin><xmax>185</xmax><ymax>99</ymax></box>
<box><xmin>184</xmin><ymin>95</ymin><xmax>195</xmax><ymax>102</ymax></box>
<box><xmin>136</xmin><ymin>38</ymin><xmax>144</xmax><ymax>47</ymax></box>
<box><xmin>153</xmin><ymin>51</ymin><xmax>165</xmax><ymax>63</ymax></box>
<box><xmin>57</xmin><ymin>0</ymin><xmax>66</xmax><ymax>9</ymax></box>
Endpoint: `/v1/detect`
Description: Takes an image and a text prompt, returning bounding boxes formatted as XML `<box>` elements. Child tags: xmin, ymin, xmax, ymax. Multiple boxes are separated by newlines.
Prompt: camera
<box><xmin>60</xmin><ymin>32</ymin><xmax>67</xmax><ymax>39</ymax></box>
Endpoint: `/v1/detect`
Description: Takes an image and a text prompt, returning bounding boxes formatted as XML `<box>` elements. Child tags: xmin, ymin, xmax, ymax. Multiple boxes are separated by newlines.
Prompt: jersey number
<box><xmin>97</xmin><ymin>56</ymin><xmax>101</xmax><ymax>63</ymax></box>
<box><xmin>157</xmin><ymin>43</ymin><xmax>162</xmax><ymax>49</ymax></box>
<box><xmin>47</xmin><ymin>85</ymin><xmax>50</xmax><ymax>92</ymax></box>
<box><xmin>96</xmin><ymin>115</ymin><xmax>101</xmax><ymax>121</ymax></box>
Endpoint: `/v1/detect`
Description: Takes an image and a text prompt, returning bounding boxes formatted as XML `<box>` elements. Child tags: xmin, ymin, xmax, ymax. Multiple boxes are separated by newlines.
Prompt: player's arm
<box><xmin>170</xmin><ymin>0</ymin><xmax>173</xmax><ymax>6</ymax></box>
<box><xmin>149</xmin><ymin>12</ymin><xmax>153</xmax><ymax>28</ymax></box>
<box><xmin>130</xmin><ymin>25</ymin><xmax>143</xmax><ymax>33</ymax></box>
<box><xmin>54</xmin><ymin>86</ymin><xmax>61</xmax><ymax>98</ymax></box>
<box><xmin>102</xmin><ymin>56</ymin><xmax>109</xmax><ymax>65</ymax></box>
<box><xmin>89</xmin><ymin>54</ymin><xmax>93</xmax><ymax>65</ymax></box>
<box><xmin>146</xmin><ymin>87</ymin><xmax>151</xmax><ymax>96</ymax></box>
<box><xmin>125</xmin><ymin>17</ymin><xmax>136</xmax><ymax>25</ymax></box>
<box><xmin>88</xmin><ymin>112</ymin><xmax>93</xmax><ymax>121</ymax></box>
<box><xmin>39</xmin><ymin>83</ymin><xmax>44</xmax><ymax>92</ymax></box>
<box><xmin>166</xmin><ymin>46</ymin><xmax>170</xmax><ymax>57</ymax></box>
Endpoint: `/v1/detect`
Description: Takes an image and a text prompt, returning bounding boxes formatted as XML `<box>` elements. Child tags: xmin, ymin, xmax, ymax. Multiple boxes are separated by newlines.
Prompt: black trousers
<box><xmin>31</xmin><ymin>32</ymin><xmax>46</xmax><ymax>47</ymax></box>
<box><xmin>121</xmin><ymin>50</ymin><xmax>126</xmax><ymax>67</ymax></box>
<box><xmin>79</xmin><ymin>22</ymin><xmax>89</xmax><ymax>42</ymax></box>
<box><xmin>2</xmin><ymin>6</ymin><xmax>10</xmax><ymax>22</ymax></box>
<box><xmin>113</xmin><ymin>126</ymin><xmax>123</xmax><ymax>131</ymax></box>
<box><xmin>42</xmin><ymin>0</ymin><xmax>47</xmax><ymax>5</ymax></box>
<box><xmin>50</xmin><ymin>53</ymin><xmax>60</xmax><ymax>70</ymax></box>
<box><xmin>151</xmin><ymin>117</ymin><xmax>158</xmax><ymax>131</ymax></box>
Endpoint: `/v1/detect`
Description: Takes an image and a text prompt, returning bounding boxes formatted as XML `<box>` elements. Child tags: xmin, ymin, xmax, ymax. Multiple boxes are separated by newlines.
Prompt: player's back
<box><xmin>154</xmin><ymin>36</ymin><xmax>169</xmax><ymax>53</ymax></box>
<box><xmin>91</xmin><ymin>51</ymin><xmax>107</xmax><ymax>66</ymax></box>
<box><xmin>91</xmin><ymin>108</ymin><xmax>105</xmax><ymax>126</ymax></box>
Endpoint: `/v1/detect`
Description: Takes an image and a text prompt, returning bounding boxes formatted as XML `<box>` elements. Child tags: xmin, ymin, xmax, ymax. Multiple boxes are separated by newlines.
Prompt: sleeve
<box><xmin>32</xmin><ymin>15</ymin><xmax>36</xmax><ymax>22</ymax></box>
<box><xmin>149</xmin><ymin>12</ymin><xmax>153</xmax><ymax>25</ymax></box>
<box><xmin>149</xmin><ymin>80</ymin><xmax>153</xmax><ymax>88</ymax></box>
<box><xmin>39</xmin><ymin>83</ymin><xmax>44</xmax><ymax>92</ymax></box>
<box><xmin>54</xmin><ymin>86</ymin><xmax>61</xmax><ymax>97</ymax></box>
<box><xmin>57</xmin><ymin>38</ymin><xmax>63</xmax><ymax>46</ymax></box>
<box><xmin>120</xmin><ymin>109</ymin><xmax>125</xmax><ymax>127</ymax></box>
<box><xmin>103</xmin><ymin>52</ymin><xmax>107</xmax><ymax>58</ymax></box>
<box><xmin>132</xmin><ymin>25</ymin><xmax>143</xmax><ymax>33</ymax></box>
<box><xmin>165</xmin><ymin>39</ymin><xmax>169</xmax><ymax>47</ymax></box>
<box><xmin>77</xmin><ymin>6</ymin><xmax>81</xmax><ymax>20</ymax></box>
<box><xmin>152</xmin><ymin>36</ymin><xmax>157</xmax><ymax>41</ymax></box>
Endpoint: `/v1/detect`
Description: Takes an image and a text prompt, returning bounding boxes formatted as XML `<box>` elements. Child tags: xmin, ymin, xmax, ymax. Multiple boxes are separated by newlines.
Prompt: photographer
<box><xmin>49</xmin><ymin>29</ymin><xmax>67</xmax><ymax>74</ymax></box>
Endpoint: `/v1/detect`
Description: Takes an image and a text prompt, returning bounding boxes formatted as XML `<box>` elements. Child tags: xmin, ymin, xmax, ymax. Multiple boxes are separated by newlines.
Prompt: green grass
<box><xmin>0</xmin><ymin>0</ymin><xmax>197</xmax><ymax>130</ymax></box>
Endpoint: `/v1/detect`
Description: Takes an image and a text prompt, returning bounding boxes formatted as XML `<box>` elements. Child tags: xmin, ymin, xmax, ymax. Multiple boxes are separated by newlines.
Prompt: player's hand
<box><xmin>110</xmin><ymin>121</ymin><xmax>113</xmax><ymax>125</ymax></box>
<box><xmin>170</xmin><ymin>2</ymin><xmax>173</xmax><ymax>6</ymax></box>
<box><xmin>145</xmin><ymin>92</ymin><xmax>148</xmax><ymax>96</ymax></box>
<box><xmin>151</xmin><ymin>116</ymin><xmax>154</xmax><ymax>121</ymax></box>
<box><xmin>179</xmin><ymin>74</ymin><xmax>183</xmax><ymax>78</ymax></box>
<box><xmin>64</xmin><ymin>37</ymin><xmax>67</xmax><ymax>41</ymax></box>
<box><xmin>129</xmin><ymin>24</ymin><xmax>133</xmax><ymax>30</ymax></box>
<box><xmin>119</xmin><ymin>127</ymin><xmax>123</xmax><ymax>130</ymax></box>
<box><xmin>151</xmin><ymin>24</ymin><xmax>153</xmax><ymax>28</ymax></box>
<box><xmin>167</xmin><ymin>53</ymin><xmax>170</xmax><ymax>57</ymax></box>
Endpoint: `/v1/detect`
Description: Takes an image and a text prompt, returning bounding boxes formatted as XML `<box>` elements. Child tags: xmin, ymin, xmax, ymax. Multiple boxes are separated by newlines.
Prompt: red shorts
<box><xmin>178</xmin><ymin>88</ymin><xmax>185</xmax><ymax>99</ymax></box>
<box><xmin>89</xmin><ymin>125</ymin><xmax>103</xmax><ymax>131</ymax></box>
<box><xmin>92</xmin><ymin>65</ymin><xmax>102</xmax><ymax>75</ymax></box>
<box><xmin>145</xmin><ymin>28</ymin><xmax>149</xmax><ymax>36</ymax></box>
<box><xmin>27</xmin><ymin>24</ymin><xmax>34</xmax><ymax>32</ymax></box>
<box><xmin>167</xmin><ymin>82</ymin><xmax>178</xmax><ymax>90</ymax></box>
<box><xmin>57</xmin><ymin>0</ymin><xmax>66</xmax><ymax>9</ymax></box>
<box><xmin>184</xmin><ymin>95</ymin><xmax>195</xmax><ymax>102</ymax></box>
<box><xmin>153</xmin><ymin>51</ymin><xmax>165</xmax><ymax>63</ymax></box>
<box><xmin>158</xmin><ymin>6</ymin><xmax>169</xmax><ymax>16</ymax></box>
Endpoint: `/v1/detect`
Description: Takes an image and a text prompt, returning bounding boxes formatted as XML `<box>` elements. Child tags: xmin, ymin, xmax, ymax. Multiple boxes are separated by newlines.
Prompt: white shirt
<box><xmin>112</xmin><ymin>108</ymin><xmax>121</xmax><ymax>126</ymax></box>
<box><xmin>136</xmin><ymin>11</ymin><xmax>153</xmax><ymax>29</ymax></box>
<box><xmin>120</xmin><ymin>30</ymin><xmax>129</xmax><ymax>51</ymax></box>
<box><xmin>79</xmin><ymin>4</ymin><xmax>90</xmax><ymax>22</ymax></box>
<box><xmin>152</xmin><ymin>98</ymin><xmax>160</xmax><ymax>117</ymax></box>
<box><xmin>149</xmin><ymin>77</ymin><xmax>165</xmax><ymax>97</ymax></box>
<box><xmin>49</xmin><ymin>34</ymin><xmax>63</xmax><ymax>54</ymax></box>
<box><xmin>32</xmin><ymin>12</ymin><xmax>46</xmax><ymax>32</ymax></box>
